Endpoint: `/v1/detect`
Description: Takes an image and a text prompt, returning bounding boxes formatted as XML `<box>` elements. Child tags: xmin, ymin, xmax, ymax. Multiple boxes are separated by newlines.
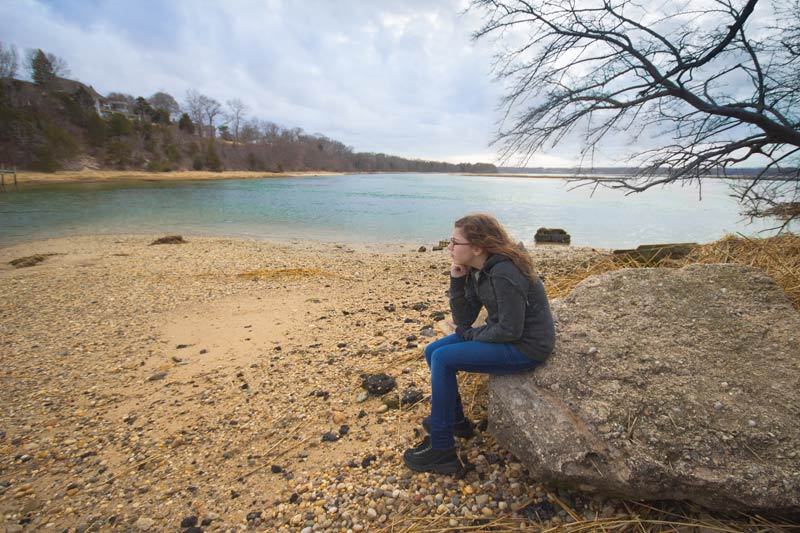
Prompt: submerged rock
<box><xmin>490</xmin><ymin>264</ymin><xmax>800</xmax><ymax>514</ymax></box>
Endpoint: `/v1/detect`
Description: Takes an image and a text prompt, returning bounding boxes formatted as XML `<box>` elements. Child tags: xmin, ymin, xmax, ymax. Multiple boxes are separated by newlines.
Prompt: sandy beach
<box><xmin>5</xmin><ymin>170</ymin><xmax>581</xmax><ymax>186</ymax></box>
<box><xmin>8</xmin><ymin>170</ymin><xmax>346</xmax><ymax>185</ymax></box>
<box><xmin>1</xmin><ymin>234</ymin><xmax>606</xmax><ymax>531</ymax></box>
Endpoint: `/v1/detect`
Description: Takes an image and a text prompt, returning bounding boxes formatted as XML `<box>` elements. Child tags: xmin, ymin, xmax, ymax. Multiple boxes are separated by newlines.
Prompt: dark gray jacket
<box><xmin>449</xmin><ymin>254</ymin><xmax>555</xmax><ymax>362</ymax></box>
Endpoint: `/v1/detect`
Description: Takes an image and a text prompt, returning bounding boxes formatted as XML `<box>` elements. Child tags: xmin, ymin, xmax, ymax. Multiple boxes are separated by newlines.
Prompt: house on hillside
<box><xmin>97</xmin><ymin>99</ymin><xmax>134</xmax><ymax>118</ymax></box>
<box><xmin>51</xmin><ymin>77</ymin><xmax>136</xmax><ymax>119</ymax></box>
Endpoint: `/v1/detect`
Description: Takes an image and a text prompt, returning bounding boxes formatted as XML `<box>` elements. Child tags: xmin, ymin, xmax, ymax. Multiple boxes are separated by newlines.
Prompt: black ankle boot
<box><xmin>403</xmin><ymin>438</ymin><xmax>461</xmax><ymax>474</ymax></box>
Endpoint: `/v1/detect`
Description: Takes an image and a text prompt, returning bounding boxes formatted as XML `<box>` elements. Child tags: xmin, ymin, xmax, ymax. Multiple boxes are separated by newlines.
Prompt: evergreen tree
<box><xmin>204</xmin><ymin>141</ymin><xmax>222</xmax><ymax>171</ymax></box>
<box><xmin>31</xmin><ymin>49</ymin><xmax>56</xmax><ymax>86</ymax></box>
<box><xmin>178</xmin><ymin>113</ymin><xmax>194</xmax><ymax>134</ymax></box>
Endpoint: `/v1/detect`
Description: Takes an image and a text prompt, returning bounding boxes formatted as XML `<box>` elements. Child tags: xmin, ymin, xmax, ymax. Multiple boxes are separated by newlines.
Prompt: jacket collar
<box><xmin>480</xmin><ymin>253</ymin><xmax>508</xmax><ymax>273</ymax></box>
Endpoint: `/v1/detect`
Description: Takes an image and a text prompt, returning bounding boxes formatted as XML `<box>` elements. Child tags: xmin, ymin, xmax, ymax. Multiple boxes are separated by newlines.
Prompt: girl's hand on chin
<box><xmin>451</xmin><ymin>263</ymin><xmax>468</xmax><ymax>277</ymax></box>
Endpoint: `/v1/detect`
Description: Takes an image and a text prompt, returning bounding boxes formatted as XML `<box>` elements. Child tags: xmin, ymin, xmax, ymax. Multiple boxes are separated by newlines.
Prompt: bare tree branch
<box><xmin>472</xmin><ymin>0</ymin><xmax>800</xmax><ymax>227</ymax></box>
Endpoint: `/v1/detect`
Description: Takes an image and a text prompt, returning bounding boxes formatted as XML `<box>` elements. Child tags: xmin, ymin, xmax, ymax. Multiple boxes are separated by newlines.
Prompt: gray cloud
<box><xmin>3</xmin><ymin>0</ymin><xmax>523</xmax><ymax>164</ymax></box>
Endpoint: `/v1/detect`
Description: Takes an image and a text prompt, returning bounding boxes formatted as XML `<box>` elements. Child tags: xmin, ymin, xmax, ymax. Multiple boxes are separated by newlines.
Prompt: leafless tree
<box><xmin>200</xmin><ymin>95</ymin><xmax>222</xmax><ymax>138</ymax></box>
<box><xmin>226</xmin><ymin>98</ymin><xmax>248</xmax><ymax>146</ymax></box>
<box><xmin>0</xmin><ymin>42</ymin><xmax>19</xmax><ymax>79</ymax></box>
<box><xmin>148</xmin><ymin>91</ymin><xmax>180</xmax><ymax>121</ymax></box>
<box><xmin>472</xmin><ymin>0</ymin><xmax>800</xmax><ymax>228</ymax></box>
<box><xmin>184</xmin><ymin>90</ymin><xmax>205</xmax><ymax>137</ymax></box>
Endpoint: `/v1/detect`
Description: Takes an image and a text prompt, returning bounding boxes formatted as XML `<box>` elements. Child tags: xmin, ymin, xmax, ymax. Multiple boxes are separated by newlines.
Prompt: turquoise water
<box><xmin>0</xmin><ymin>173</ymin><xmax>792</xmax><ymax>248</ymax></box>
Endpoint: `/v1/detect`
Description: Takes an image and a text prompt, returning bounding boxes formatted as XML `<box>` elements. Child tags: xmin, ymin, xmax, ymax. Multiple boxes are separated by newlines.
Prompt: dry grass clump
<box><xmin>679</xmin><ymin>233</ymin><xmax>800</xmax><ymax>310</ymax></box>
<box><xmin>543</xmin><ymin>233</ymin><xmax>800</xmax><ymax>310</ymax></box>
<box><xmin>237</xmin><ymin>267</ymin><xmax>339</xmax><ymax>280</ymax></box>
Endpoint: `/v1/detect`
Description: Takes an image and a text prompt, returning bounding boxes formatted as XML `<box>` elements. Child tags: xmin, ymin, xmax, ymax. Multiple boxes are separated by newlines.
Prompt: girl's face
<box><xmin>449</xmin><ymin>226</ymin><xmax>481</xmax><ymax>266</ymax></box>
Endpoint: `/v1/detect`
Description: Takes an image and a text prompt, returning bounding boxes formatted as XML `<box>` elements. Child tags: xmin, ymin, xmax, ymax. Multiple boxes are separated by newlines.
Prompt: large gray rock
<box><xmin>489</xmin><ymin>264</ymin><xmax>800</xmax><ymax>514</ymax></box>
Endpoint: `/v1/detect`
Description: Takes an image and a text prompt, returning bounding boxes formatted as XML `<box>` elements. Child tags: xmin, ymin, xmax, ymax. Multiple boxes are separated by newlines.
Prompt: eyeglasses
<box><xmin>448</xmin><ymin>237</ymin><xmax>470</xmax><ymax>246</ymax></box>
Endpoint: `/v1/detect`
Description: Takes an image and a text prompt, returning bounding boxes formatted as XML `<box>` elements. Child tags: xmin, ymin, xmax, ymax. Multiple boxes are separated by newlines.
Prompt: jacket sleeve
<box><xmin>449</xmin><ymin>274</ymin><xmax>482</xmax><ymax>327</ymax></box>
<box><xmin>460</xmin><ymin>275</ymin><xmax>526</xmax><ymax>343</ymax></box>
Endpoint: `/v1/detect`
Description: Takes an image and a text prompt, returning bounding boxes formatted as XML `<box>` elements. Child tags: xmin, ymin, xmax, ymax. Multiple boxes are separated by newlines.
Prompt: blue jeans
<box><xmin>424</xmin><ymin>334</ymin><xmax>541</xmax><ymax>448</ymax></box>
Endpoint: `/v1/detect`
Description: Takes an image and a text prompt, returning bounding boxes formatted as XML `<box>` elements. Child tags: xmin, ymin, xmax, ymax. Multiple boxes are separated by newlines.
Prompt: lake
<box><xmin>0</xmin><ymin>173</ymin><xmax>793</xmax><ymax>249</ymax></box>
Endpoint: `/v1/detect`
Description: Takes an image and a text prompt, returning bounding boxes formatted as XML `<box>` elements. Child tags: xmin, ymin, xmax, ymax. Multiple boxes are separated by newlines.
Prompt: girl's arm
<box><xmin>449</xmin><ymin>273</ymin><xmax>482</xmax><ymax>327</ymax></box>
<box><xmin>457</xmin><ymin>275</ymin><xmax>526</xmax><ymax>342</ymax></box>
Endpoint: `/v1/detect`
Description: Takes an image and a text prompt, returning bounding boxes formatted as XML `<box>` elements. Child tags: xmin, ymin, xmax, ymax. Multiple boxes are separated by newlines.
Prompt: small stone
<box><xmin>382</xmin><ymin>395</ymin><xmax>399</xmax><ymax>409</ymax></box>
<box><xmin>361</xmin><ymin>373</ymin><xmax>396</xmax><ymax>395</ymax></box>
<box><xmin>180</xmin><ymin>516</ymin><xmax>198</xmax><ymax>528</ymax></box>
<box><xmin>322</xmin><ymin>432</ymin><xmax>340</xmax><ymax>442</ymax></box>
<box><xmin>418</xmin><ymin>246</ymin><xmax>426</xmax><ymax>252</ymax></box>
<box><xmin>481</xmin><ymin>507</ymin><xmax>493</xmax><ymax>516</ymax></box>
<box><xmin>271</xmin><ymin>464</ymin><xmax>283</xmax><ymax>473</ymax></box>
<box><xmin>356</xmin><ymin>391</ymin><xmax>369</xmax><ymax>403</ymax></box>
<box><xmin>401</xmin><ymin>388</ymin><xmax>424</xmax><ymax>405</ymax></box>
<box><xmin>147</xmin><ymin>371</ymin><xmax>167</xmax><ymax>382</ymax></box>
<box><xmin>134</xmin><ymin>516</ymin><xmax>155</xmax><ymax>530</ymax></box>
<box><xmin>420</xmin><ymin>328</ymin><xmax>436</xmax><ymax>337</ymax></box>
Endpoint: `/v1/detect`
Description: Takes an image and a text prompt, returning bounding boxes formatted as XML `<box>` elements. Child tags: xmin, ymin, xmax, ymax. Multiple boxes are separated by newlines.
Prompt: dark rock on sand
<box><xmin>401</xmin><ymin>388</ymin><xmax>424</xmax><ymax>406</ymax></box>
<box><xmin>180</xmin><ymin>516</ymin><xmax>198</xmax><ymax>528</ymax></box>
<box><xmin>9</xmin><ymin>254</ymin><xmax>47</xmax><ymax>268</ymax></box>
<box><xmin>361</xmin><ymin>373</ymin><xmax>396</xmax><ymax>395</ymax></box>
<box><xmin>149</xmin><ymin>235</ymin><xmax>186</xmax><ymax>245</ymax></box>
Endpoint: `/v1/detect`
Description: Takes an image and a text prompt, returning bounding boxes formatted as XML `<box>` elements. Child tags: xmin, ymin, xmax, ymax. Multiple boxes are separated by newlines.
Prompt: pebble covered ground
<box><xmin>1</xmin><ymin>234</ymin><xmax>630</xmax><ymax>532</ymax></box>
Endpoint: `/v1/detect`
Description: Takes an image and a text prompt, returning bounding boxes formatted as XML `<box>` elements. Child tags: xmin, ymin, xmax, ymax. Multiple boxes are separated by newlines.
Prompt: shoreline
<box><xmin>11</xmin><ymin>169</ymin><xmax>586</xmax><ymax>185</ymax></box>
<box><xmin>0</xmin><ymin>231</ymin><xmax>601</xmax><ymax>256</ymax></box>
<box><xmin>11</xmin><ymin>169</ymin><xmax>346</xmax><ymax>185</ymax></box>
<box><xmin>8</xmin><ymin>169</ymin><xmax>784</xmax><ymax>185</ymax></box>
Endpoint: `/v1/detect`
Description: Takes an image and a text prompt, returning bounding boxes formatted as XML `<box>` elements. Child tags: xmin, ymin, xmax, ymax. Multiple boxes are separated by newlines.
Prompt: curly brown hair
<box><xmin>455</xmin><ymin>213</ymin><xmax>537</xmax><ymax>281</ymax></box>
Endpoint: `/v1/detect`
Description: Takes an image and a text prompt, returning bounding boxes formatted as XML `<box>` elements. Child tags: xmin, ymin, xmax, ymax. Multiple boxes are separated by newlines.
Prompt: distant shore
<box><xmin>8</xmin><ymin>169</ymin><xmax>592</xmax><ymax>185</ymax></box>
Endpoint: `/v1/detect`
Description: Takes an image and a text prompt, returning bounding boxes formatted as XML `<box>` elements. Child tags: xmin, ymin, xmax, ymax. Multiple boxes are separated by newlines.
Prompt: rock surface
<box><xmin>489</xmin><ymin>264</ymin><xmax>800</xmax><ymax>514</ymax></box>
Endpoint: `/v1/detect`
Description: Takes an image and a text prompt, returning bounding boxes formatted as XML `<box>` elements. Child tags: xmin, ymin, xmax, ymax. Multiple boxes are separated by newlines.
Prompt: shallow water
<box><xmin>0</xmin><ymin>173</ymin><xmax>792</xmax><ymax>248</ymax></box>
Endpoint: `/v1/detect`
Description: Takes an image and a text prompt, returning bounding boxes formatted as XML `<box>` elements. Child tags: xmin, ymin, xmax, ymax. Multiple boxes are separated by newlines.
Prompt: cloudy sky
<box><xmin>3</xmin><ymin>0</ymin><xmax>565</xmax><ymax>165</ymax></box>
